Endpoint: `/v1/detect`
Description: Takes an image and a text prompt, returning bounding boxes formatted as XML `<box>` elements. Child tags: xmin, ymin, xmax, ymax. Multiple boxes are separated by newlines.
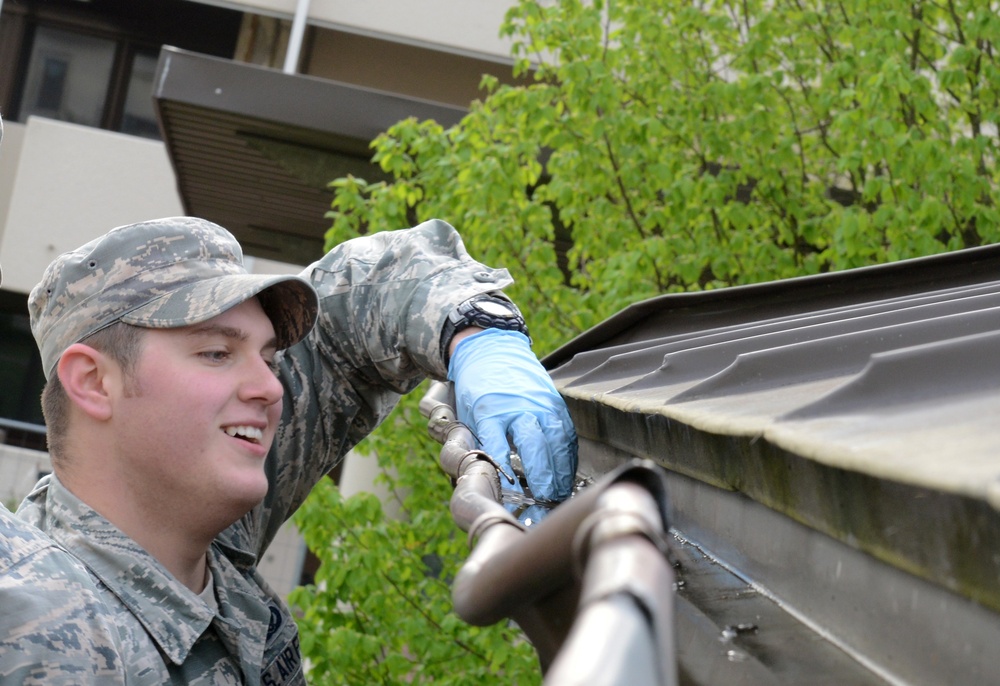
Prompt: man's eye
<box><xmin>201</xmin><ymin>350</ymin><xmax>230</xmax><ymax>362</ymax></box>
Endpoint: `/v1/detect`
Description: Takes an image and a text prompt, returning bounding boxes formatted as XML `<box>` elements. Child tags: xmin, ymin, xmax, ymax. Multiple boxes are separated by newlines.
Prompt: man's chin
<box><xmin>213</xmin><ymin>477</ymin><xmax>270</xmax><ymax>523</ymax></box>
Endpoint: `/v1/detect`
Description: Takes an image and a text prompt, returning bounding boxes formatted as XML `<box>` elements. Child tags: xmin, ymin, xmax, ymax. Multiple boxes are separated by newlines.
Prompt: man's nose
<box><xmin>240</xmin><ymin>357</ymin><xmax>284</xmax><ymax>405</ymax></box>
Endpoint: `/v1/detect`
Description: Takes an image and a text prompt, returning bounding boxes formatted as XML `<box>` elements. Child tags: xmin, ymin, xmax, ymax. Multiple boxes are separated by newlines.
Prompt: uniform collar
<box><xmin>24</xmin><ymin>474</ymin><xmax>215</xmax><ymax>665</ymax></box>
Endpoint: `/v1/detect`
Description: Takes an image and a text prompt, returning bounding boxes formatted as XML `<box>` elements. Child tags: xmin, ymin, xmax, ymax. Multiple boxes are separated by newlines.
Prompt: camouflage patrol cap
<box><xmin>29</xmin><ymin>217</ymin><xmax>319</xmax><ymax>379</ymax></box>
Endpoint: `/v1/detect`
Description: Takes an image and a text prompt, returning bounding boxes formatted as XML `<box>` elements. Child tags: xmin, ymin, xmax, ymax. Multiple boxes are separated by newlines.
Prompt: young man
<box><xmin>16</xmin><ymin>216</ymin><xmax>576</xmax><ymax>684</ymax></box>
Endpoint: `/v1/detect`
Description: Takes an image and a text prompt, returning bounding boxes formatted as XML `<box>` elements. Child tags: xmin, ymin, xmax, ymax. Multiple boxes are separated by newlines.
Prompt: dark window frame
<box><xmin>0</xmin><ymin>0</ymin><xmax>243</xmax><ymax>138</ymax></box>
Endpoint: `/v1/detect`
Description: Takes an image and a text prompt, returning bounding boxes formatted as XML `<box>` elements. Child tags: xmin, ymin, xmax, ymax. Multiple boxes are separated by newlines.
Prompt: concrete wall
<box><xmin>0</xmin><ymin>117</ymin><xmax>184</xmax><ymax>296</ymax></box>
<box><xmin>206</xmin><ymin>0</ymin><xmax>517</xmax><ymax>60</ymax></box>
<box><xmin>0</xmin><ymin>118</ymin><xmax>25</xmax><ymax>247</ymax></box>
<box><xmin>0</xmin><ymin>444</ymin><xmax>51</xmax><ymax>510</ymax></box>
<box><xmin>305</xmin><ymin>28</ymin><xmax>516</xmax><ymax>106</ymax></box>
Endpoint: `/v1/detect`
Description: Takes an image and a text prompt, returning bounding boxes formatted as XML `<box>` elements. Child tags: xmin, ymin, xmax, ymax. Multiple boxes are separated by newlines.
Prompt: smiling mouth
<box><xmin>224</xmin><ymin>425</ymin><xmax>264</xmax><ymax>444</ymax></box>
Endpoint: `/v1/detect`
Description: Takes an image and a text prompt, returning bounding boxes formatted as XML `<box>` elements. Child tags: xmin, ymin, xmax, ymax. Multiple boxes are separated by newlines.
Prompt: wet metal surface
<box><xmin>670</xmin><ymin>531</ymin><xmax>887</xmax><ymax>686</ymax></box>
<box><xmin>576</xmin><ymin>438</ymin><xmax>1000</xmax><ymax>685</ymax></box>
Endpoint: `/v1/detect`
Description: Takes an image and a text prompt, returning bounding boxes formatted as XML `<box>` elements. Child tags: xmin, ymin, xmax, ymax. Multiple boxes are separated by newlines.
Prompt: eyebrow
<box><xmin>188</xmin><ymin>324</ymin><xmax>278</xmax><ymax>351</ymax></box>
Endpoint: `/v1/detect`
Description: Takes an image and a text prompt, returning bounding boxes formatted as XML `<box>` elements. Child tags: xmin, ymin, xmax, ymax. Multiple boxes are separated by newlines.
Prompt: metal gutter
<box><xmin>547</xmin><ymin>243</ymin><xmax>1000</xmax><ymax>684</ymax></box>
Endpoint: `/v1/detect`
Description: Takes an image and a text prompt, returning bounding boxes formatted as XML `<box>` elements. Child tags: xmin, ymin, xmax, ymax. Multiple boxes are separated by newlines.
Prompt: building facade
<box><xmin>0</xmin><ymin>0</ymin><xmax>521</xmax><ymax>593</ymax></box>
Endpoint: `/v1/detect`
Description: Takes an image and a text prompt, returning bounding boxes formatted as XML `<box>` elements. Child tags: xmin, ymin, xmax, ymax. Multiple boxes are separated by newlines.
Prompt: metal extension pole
<box><xmin>543</xmin><ymin>482</ymin><xmax>678</xmax><ymax>686</ymax></box>
<box><xmin>283</xmin><ymin>0</ymin><xmax>311</xmax><ymax>74</ymax></box>
<box><xmin>420</xmin><ymin>381</ymin><xmax>679</xmax><ymax>684</ymax></box>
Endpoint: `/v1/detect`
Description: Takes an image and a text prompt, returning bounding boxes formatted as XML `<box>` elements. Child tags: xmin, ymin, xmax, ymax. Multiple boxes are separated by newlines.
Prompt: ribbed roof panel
<box><xmin>548</xmin><ymin>244</ymin><xmax>1000</xmax><ymax>616</ymax></box>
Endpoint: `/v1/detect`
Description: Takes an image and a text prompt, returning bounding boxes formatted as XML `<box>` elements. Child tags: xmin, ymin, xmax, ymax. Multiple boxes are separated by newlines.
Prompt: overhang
<box><xmin>152</xmin><ymin>46</ymin><xmax>466</xmax><ymax>266</ymax></box>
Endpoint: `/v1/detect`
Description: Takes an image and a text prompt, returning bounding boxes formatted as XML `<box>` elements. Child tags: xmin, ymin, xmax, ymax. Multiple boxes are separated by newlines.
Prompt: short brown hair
<box><xmin>41</xmin><ymin>322</ymin><xmax>144</xmax><ymax>461</ymax></box>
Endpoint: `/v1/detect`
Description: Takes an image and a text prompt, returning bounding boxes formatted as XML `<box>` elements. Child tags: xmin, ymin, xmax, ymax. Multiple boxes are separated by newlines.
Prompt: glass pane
<box><xmin>120</xmin><ymin>51</ymin><xmax>161</xmax><ymax>140</ymax></box>
<box><xmin>19</xmin><ymin>26</ymin><xmax>116</xmax><ymax>127</ymax></box>
<box><xmin>0</xmin><ymin>311</ymin><xmax>45</xmax><ymax>426</ymax></box>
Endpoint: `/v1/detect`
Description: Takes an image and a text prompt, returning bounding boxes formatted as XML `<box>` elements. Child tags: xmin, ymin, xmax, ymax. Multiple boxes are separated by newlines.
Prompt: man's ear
<box><xmin>57</xmin><ymin>343</ymin><xmax>118</xmax><ymax>421</ymax></box>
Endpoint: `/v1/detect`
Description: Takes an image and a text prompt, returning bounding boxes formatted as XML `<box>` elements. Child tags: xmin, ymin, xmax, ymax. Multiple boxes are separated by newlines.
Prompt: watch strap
<box><xmin>441</xmin><ymin>293</ymin><xmax>530</xmax><ymax>362</ymax></box>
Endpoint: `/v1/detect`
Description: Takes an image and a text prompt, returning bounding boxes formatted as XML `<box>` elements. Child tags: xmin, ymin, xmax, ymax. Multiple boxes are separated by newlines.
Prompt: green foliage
<box><xmin>327</xmin><ymin>0</ymin><xmax>1000</xmax><ymax>334</ymax></box>
<box><xmin>291</xmin><ymin>401</ymin><xmax>541</xmax><ymax>685</ymax></box>
<box><xmin>295</xmin><ymin>0</ymin><xmax>1000</xmax><ymax>681</ymax></box>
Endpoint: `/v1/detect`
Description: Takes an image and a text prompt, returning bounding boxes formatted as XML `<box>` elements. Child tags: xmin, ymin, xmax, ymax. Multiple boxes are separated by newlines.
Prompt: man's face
<box><xmin>110</xmin><ymin>297</ymin><xmax>283</xmax><ymax>525</ymax></box>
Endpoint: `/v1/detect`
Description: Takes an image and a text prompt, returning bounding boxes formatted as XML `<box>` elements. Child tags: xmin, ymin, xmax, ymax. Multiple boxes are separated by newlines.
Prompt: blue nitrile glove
<box><xmin>447</xmin><ymin>328</ymin><xmax>578</xmax><ymax>510</ymax></box>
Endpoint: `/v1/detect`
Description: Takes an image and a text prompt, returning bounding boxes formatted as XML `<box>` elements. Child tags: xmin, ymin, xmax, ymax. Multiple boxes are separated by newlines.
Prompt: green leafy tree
<box><xmin>292</xmin><ymin>0</ymin><xmax>1000</xmax><ymax>682</ymax></box>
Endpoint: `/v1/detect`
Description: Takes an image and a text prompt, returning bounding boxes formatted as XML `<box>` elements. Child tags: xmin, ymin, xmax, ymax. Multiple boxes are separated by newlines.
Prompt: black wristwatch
<box><xmin>441</xmin><ymin>293</ymin><xmax>530</xmax><ymax>361</ymax></box>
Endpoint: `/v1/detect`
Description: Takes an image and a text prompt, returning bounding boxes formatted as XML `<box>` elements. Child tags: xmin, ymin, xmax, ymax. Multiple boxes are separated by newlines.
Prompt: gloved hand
<box><xmin>448</xmin><ymin>328</ymin><xmax>578</xmax><ymax>510</ymax></box>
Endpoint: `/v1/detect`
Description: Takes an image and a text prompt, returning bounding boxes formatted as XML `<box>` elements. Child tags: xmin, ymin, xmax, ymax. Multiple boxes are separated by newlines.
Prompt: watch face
<box><xmin>477</xmin><ymin>300</ymin><xmax>517</xmax><ymax>317</ymax></box>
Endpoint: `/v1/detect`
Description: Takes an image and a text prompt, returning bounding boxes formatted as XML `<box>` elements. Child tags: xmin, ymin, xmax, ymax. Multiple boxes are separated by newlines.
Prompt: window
<box><xmin>0</xmin><ymin>0</ymin><xmax>243</xmax><ymax>140</ymax></box>
<box><xmin>120</xmin><ymin>51</ymin><xmax>161</xmax><ymax>139</ymax></box>
<box><xmin>20</xmin><ymin>27</ymin><xmax>116</xmax><ymax>129</ymax></box>
<box><xmin>35</xmin><ymin>56</ymin><xmax>69</xmax><ymax>112</ymax></box>
<box><xmin>0</xmin><ymin>308</ymin><xmax>45</xmax><ymax>427</ymax></box>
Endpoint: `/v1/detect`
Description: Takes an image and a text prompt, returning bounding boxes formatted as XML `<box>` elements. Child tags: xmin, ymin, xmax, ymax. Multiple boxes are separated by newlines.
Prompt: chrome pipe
<box><xmin>282</xmin><ymin>0</ymin><xmax>310</xmax><ymax>74</ymax></box>
<box><xmin>420</xmin><ymin>381</ymin><xmax>677</xmax><ymax>681</ymax></box>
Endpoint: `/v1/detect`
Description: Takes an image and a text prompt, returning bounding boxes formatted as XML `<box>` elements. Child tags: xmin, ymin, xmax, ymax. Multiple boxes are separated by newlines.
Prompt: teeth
<box><xmin>224</xmin><ymin>425</ymin><xmax>263</xmax><ymax>442</ymax></box>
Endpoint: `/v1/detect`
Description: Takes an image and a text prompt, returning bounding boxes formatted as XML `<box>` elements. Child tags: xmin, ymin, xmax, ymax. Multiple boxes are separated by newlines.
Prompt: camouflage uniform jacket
<box><xmin>0</xmin><ymin>503</ymin><xmax>126</xmax><ymax>685</ymax></box>
<box><xmin>17</xmin><ymin>220</ymin><xmax>514</xmax><ymax>685</ymax></box>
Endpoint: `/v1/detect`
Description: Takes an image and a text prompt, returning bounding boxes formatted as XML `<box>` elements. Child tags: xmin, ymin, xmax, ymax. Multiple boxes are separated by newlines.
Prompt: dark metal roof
<box><xmin>547</xmin><ymin>244</ymin><xmax>1000</xmax><ymax>684</ymax></box>
<box><xmin>152</xmin><ymin>46</ymin><xmax>466</xmax><ymax>265</ymax></box>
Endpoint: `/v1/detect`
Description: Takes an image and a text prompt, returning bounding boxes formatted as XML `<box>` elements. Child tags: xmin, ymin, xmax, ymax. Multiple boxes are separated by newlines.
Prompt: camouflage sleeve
<box><xmin>247</xmin><ymin>219</ymin><xmax>513</xmax><ymax>553</ymax></box>
<box><xmin>0</xmin><ymin>508</ymin><xmax>125</xmax><ymax>685</ymax></box>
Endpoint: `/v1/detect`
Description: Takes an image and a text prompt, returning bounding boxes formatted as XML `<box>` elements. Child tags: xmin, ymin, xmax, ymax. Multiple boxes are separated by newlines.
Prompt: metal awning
<box><xmin>546</xmin><ymin>244</ymin><xmax>1000</xmax><ymax>684</ymax></box>
<box><xmin>152</xmin><ymin>46</ymin><xmax>466</xmax><ymax>266</ymax></box>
